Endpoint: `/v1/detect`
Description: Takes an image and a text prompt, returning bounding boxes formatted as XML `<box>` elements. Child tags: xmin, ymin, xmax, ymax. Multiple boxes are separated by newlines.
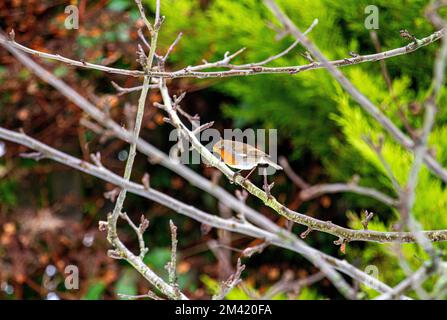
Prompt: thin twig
<box><xmin>299</xmin><ymin>182</ymin><xmax>398</xmax><ymax>207</ymax></box>
<box><xmin>242</xmin><ymin>241</ymin><xmax>270</xmax><ymax>258</ymax></box>
<box><xmin>120</xmin><ymin>212</ymin><xmax>149</xmax><ymax>259</ymax></box>
<box><xmin>160</xmin><ymin>32</ymin><xmax>183</xmax><ymax>66</ymax></box>
<box><xmin>232</xmin><ymin>18</ymin><xmax>319</xmax><ymax>69</ymax></box>
<box><xmin>111</xmin><ymin>81</ymin><xmax>158</xmax><ymax>96</ymax></box>
<box><xmin>134</xmin><ymin>0</ymin><xmax>155</xmax><ymax>35</ymax></box>
<box><xmin>375</xmin><ymin>266</ymin><xmax>429</xmax><ymax>300</ymax></box>
<box><xmin>212</xmin><ymin>258</ymin><xmax>245</xmax><ymax>300</ymax></box>
<box><xmin>1</xmin><ymin>29</ymin><xmax>443</xmax><ymax>80</ymax></box>
<box><xmin>107</xmin><ymin>0</ymin><xmax>161</xmax><ymax>277</ymax></box>
<box><xmin>280</xmin><ymin>157</ymin><xmax>397</xmax><ymax>206</ymax></box>
<box><xmin>363</xmin><ymin>135</ymin><xmax>402</xmax><ymax>193</ymax></box>
<box><xmin>278</xmin><ymin>156</ymin><xmax>310</xmax><ymax>189</ymax></box>
<box><xmin>261</xmin><ymin>271</ymin><xmax>325</xmax><ymax>300</ymax></box>
<box><xmin>118</xmin><ymin>290</ymin><xmax>164</xmax><ymax>300</ymax></box>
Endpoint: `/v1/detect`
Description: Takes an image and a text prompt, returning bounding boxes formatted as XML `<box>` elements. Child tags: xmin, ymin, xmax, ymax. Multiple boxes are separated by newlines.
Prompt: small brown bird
<box><xmin>213</xmin><ymin>139</ymin><xmax>282</xmax><ymax>197</ymax></box>
<box><xmin>213</xmin><ymin>139</ymin><xmax>282</xmax><ymax>170</ymax></box>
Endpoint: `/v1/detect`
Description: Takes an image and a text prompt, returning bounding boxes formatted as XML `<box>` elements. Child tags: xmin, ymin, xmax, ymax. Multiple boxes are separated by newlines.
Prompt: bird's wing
<box><xmin>246</xmin><ymin>148</ymin><xmax>268</xmax><ymax>158</ymax></box>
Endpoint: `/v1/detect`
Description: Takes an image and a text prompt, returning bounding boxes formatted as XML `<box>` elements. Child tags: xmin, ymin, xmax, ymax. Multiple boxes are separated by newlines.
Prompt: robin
<box><xmin>212</xmin><ymin>139</ymin><xmax>282</xmax><ymax>198</ymax></box>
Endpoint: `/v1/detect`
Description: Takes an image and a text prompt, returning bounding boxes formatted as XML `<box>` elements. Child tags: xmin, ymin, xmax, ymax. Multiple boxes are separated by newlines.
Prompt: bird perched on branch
<box><xmin>213</xmin><ymin>139</ymin><xmax>282</xmax><ymax>198</ymax></box>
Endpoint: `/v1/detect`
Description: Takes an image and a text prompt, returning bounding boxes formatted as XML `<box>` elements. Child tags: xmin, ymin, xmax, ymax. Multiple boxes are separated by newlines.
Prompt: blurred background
<box><xmin>0</xmin><ymin>0</ymin><xmax>446</xmax><ymax>299</ymax></box>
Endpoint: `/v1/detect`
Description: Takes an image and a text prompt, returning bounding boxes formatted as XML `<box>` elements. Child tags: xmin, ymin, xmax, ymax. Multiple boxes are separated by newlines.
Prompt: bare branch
<box><xmin>212</xmin><ymin>258</ymin><xmax>245</xmax><ymax>300</ymax></box>
<box><xmin>160</xmin><ymin>32</ymin><xmax>183</xmax><ymax>66</ymax></box>
<box><xmin>142</xmin><ymin>172</ymin><xmax>151</xmax><ymax>190</ymax></box>
<box><xmin>363</xmin><ymin>135</ymin><xmax>402</xmax><ymax>193</ymax></box>
<box><xmin>19</xmin><ymin>151</ymin><xmax>45</xmax><ymax>161</ymax></box>
<box><xmin>261</xmin><ymin>271</ymin><xmax>324</xmax><ymax>300</ymax></box>
<box><xmin>280</xmin><ymin>157</ymin><xmax>398</xmax><ymax>206</ymax></box>
<box><xmin>111</xmin><ymin>81</ymin><xmax>158</xmax><ymax>96</ymax></box>
<box><xmin>167</xmin><ymin>221</ymin><xmax>178</xmax><ymax>284</ymax></box>
<box><xmin>361</xmin><ymin>210</ymin><xmax>374</xmax><ymax>230</ymax></box>
<box><xmin>134</xmin><ymin>0</ymin><xmax>155</xmax><ymax>35</ymax></box>
<box><xmin>0</xmin><ymin>32</ymin><xmax>144</xmax><ymax>77</ymax></box>
<box><xmin>242</xmin><ymin>241</ymin><xmax>270</xmax><ymax>258</ymax></box>
<box><xmin>279</xmin><ymin>156</ymin><xmax>310</xmax><ymax>189</ymax></box>
<box><xmin>120</xmin><ymin>212</ymin><xmax>149</xmax><ymax>259</ymax></box>
<box><xmin>107</xmin><ymin>1</ymin><xmax>162</xmax><ymax>286</ymax></box>
<box><xmin>235</xmin><ymin>189</ymin><xmax>249</xmax><ymax>222</ymax></box>
<box><xmin>300</xmin><ymin>182</ymin><xmax>398</xmax><ymax>207</ymax></box>
<box><xmin>375</xmin><ymin>266</ymin><xmax>429</xmax><ymax>300</ymax></box>
<box><xmin>118</xmin><ymin>290</ymin><xmax>164</xmax><ymax>300</ymax></box>
<box><xmin>1</xmin><ymin>28</ymin><xmax>443</xmax><ymax>80</ymax></box>
<box><xmin>90</xmin><ymin>152</ymin><xmax>103</xmax><ymax>168</ymax></box>
<box><xmin>232</xmin><ymin>18</ymin><xmax>319</xmax><ymax>69</ymax></box>
<box><xmin>104</xmin><ymin>188</ymin><xmax>121</xmax><ymax>203</ymax></box>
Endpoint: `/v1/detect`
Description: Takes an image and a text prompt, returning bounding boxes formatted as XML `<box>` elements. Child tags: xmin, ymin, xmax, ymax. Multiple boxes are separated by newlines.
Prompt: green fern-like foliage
<box><xmin>329</xmin><ymin>60</ymin><xmax>447</xmax><ymax>297</ymax></box>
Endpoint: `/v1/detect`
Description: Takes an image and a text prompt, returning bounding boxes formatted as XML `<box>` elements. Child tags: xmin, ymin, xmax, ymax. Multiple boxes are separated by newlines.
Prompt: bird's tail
<box><xmin>264</xmin><ymin>158</ymin><xmax>283</xmax><ymax>170</ymax></box>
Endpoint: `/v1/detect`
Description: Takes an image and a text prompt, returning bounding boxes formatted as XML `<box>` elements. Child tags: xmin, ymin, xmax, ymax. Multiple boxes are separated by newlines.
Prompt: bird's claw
<box><xmin>263</xmin><ymin>181</ymin><xmax>275</xmax><ymax>200</ymax></box>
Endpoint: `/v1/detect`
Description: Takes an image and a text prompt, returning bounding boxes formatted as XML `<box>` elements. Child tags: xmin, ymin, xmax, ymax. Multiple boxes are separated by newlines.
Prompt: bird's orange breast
<box><xmin>220</xmin><ymin>149</ymin><xmax>237</xmax><ymax>166</ymax></box>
